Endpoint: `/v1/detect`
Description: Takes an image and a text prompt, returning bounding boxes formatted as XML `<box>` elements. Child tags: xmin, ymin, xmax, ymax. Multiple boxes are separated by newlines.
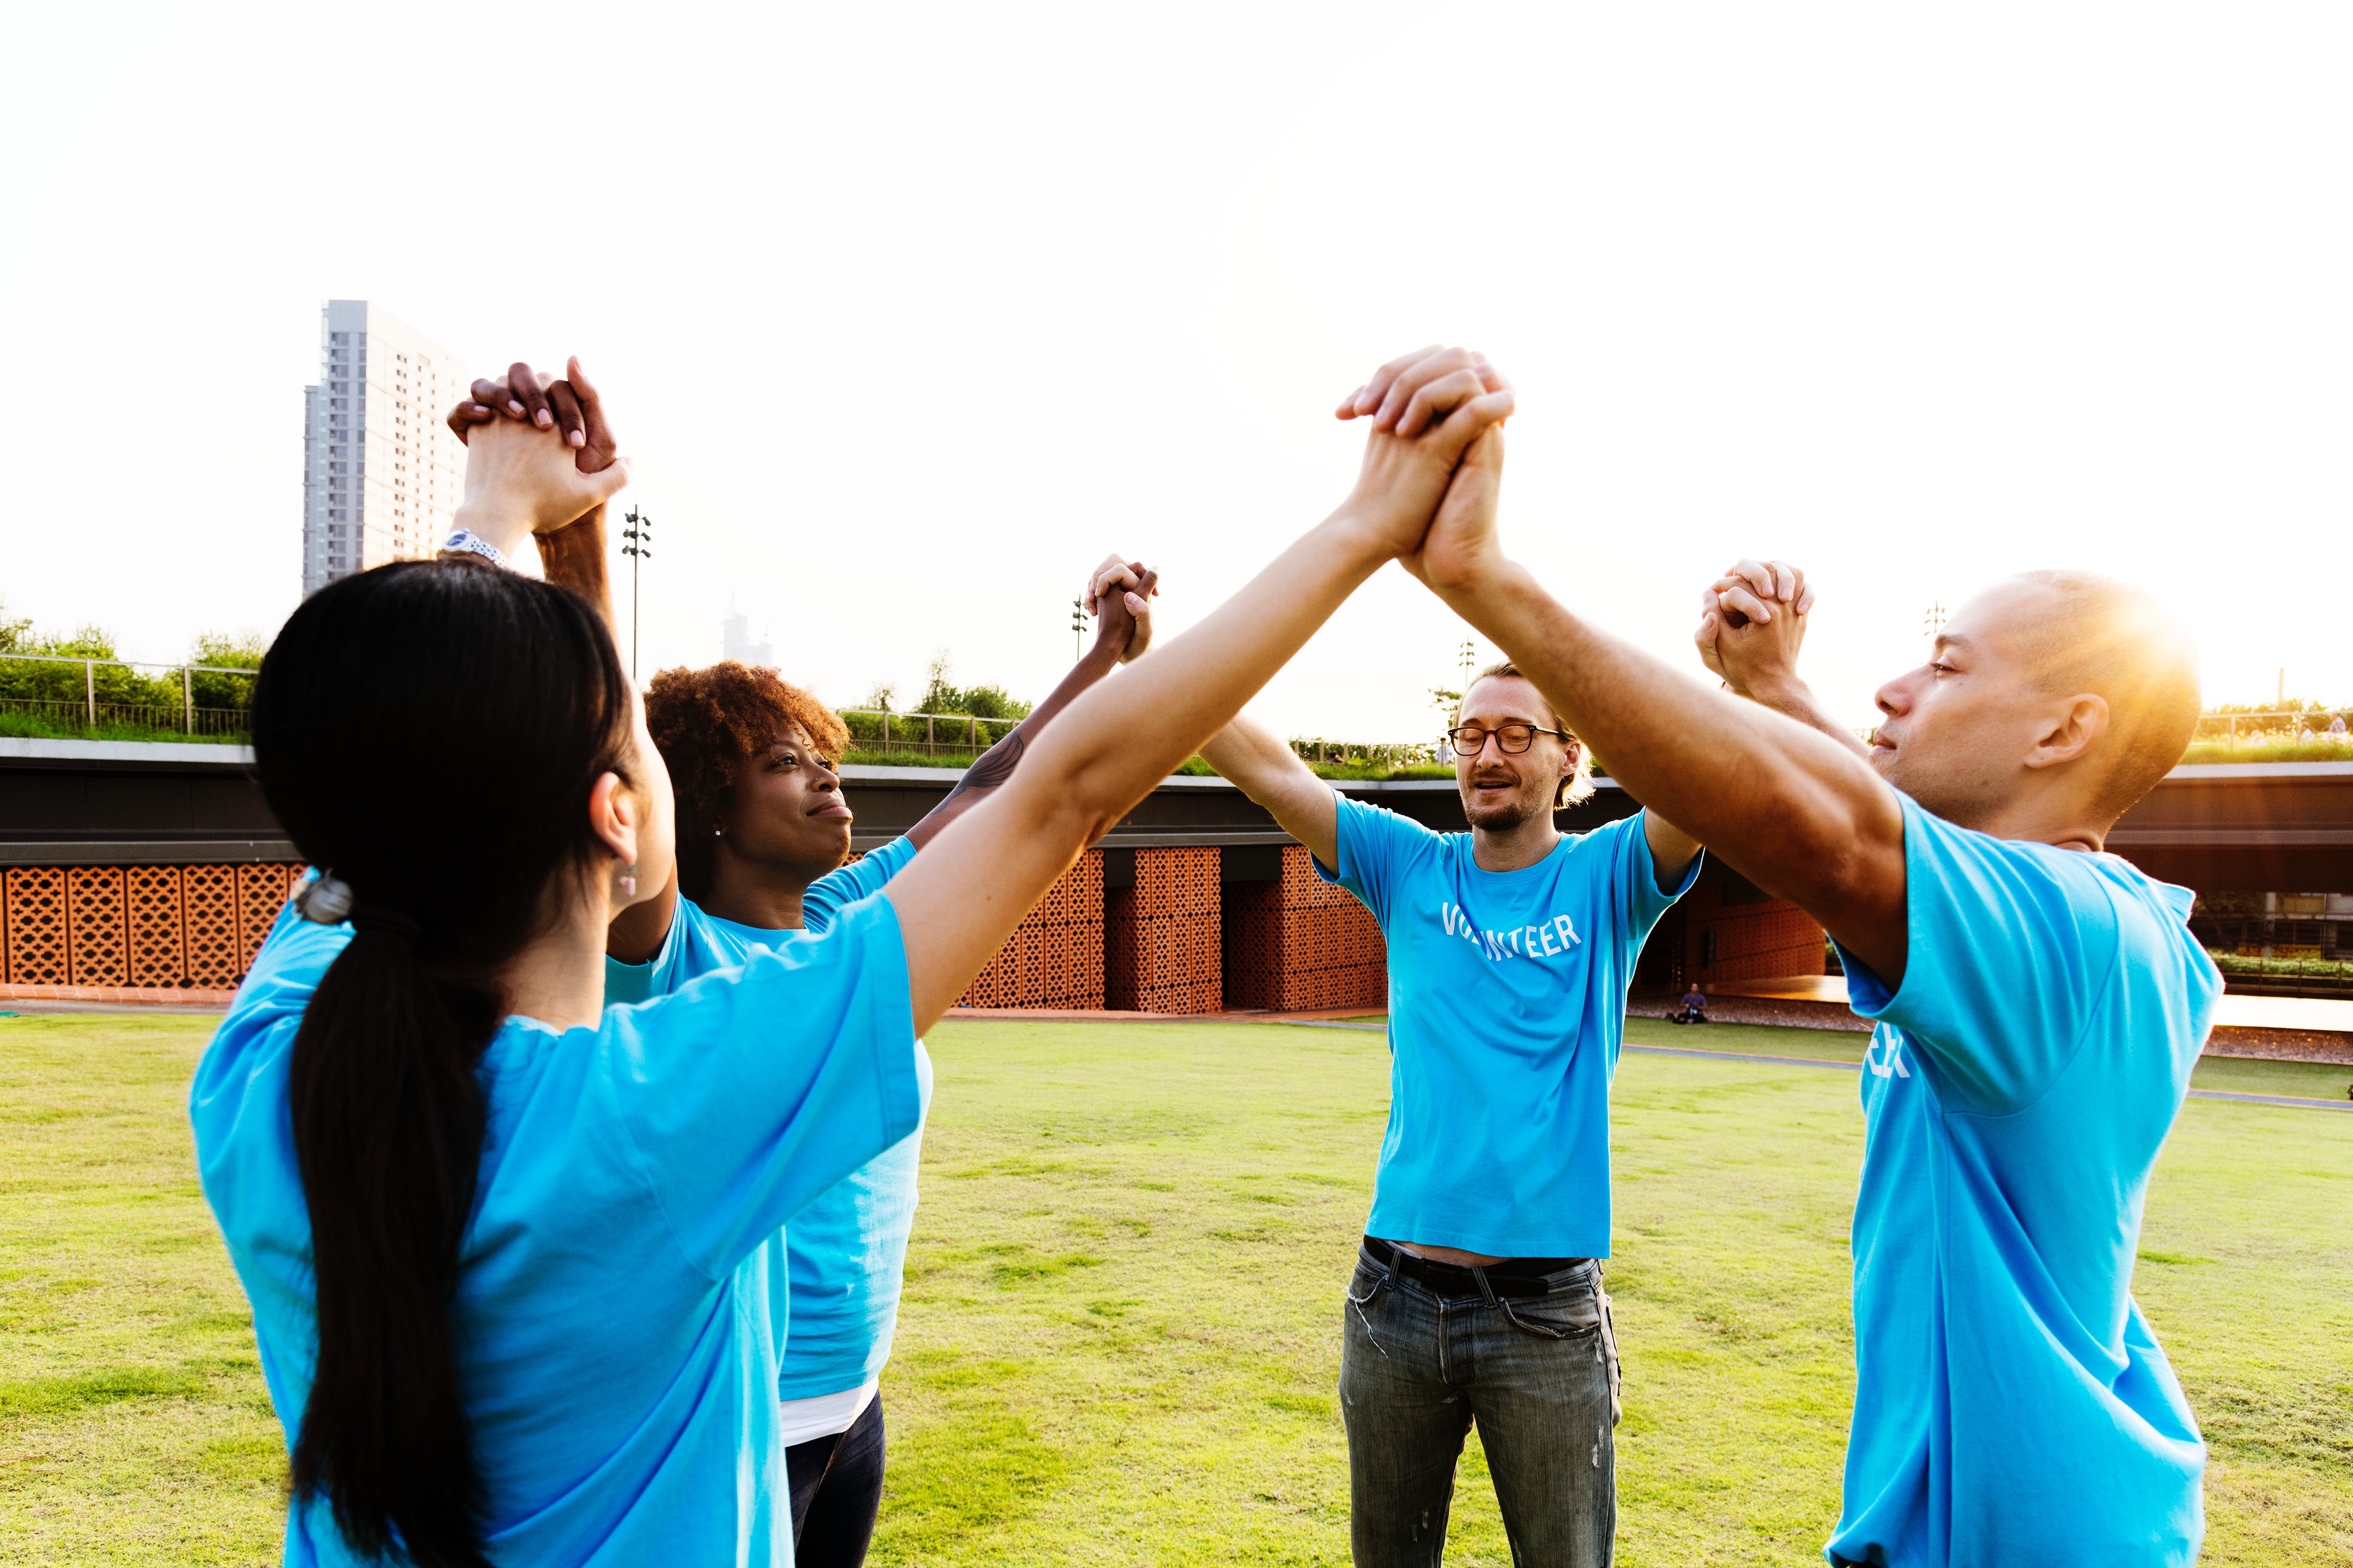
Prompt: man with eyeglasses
<box><xmin>1201</xmin><ymin>662</ymin><xmax>1700</xmax><ymax>1567</ymax></box>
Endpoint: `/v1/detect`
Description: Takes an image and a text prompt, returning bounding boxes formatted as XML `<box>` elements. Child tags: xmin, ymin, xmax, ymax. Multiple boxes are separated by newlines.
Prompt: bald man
<box><xmin>1377</xmin><ymin>401</ymin><xmax>2215</xmax><ymax>1566</ymax></box>
<box><xmin>1689</xmin><ymin>561</ymin><xmax>2213</xmax><ymax>1566</ymax></box>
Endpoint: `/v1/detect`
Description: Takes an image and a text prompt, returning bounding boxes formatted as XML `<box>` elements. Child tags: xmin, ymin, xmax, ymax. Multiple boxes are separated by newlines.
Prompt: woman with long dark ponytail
<box><xmin>192</xmin><ymin>343</ymin><xmax>1515</xmax><ymax>1564</ymax></box>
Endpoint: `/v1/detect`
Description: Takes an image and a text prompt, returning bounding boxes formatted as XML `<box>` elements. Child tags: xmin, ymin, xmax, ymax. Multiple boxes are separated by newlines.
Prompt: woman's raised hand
<box><xmin>446</xmin><ymin>358</ymin><xmax>622</xmax><ymax>477</ymax></box>
<box><xmin>1084</xmin><ymin>554</ymin><xmax>1160</xmax><ymax>663</ymax></box>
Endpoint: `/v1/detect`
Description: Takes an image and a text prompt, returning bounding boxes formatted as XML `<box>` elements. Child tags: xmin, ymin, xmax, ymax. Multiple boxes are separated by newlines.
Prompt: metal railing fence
<box><xmin>0</xmin><ymin>652</ymin><xmax>258</xmax><ymax>736</ymax></box>
<box><xmin>837</xmin><ymin>709</ymin><xmax>1022</xmax><ymax>759</ymax></box>
<box><xmin>1290</xmin><ymin>737</ymin><xmax>1441</xmax><ymax>769</ymax></box>
<box><xmin>2194</xmin><ymin>708</ymin><xmax>2351</xmax><ymax>739</ymax></box>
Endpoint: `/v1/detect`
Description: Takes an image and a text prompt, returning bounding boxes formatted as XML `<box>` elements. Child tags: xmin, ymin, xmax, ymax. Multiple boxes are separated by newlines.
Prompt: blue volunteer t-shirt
<box><xmin>1321</xmin><ymin>796</ymin><xmax>1699</xmax><ymax>1258</ymax></box>
<box><xmin>1828</xmin><ymin>796</ymin><xmax>2219</xmax><ymax>1568</ymax></box>
<box><xmin>607</xmin><ymin>836</ymin><xmax>931</xmax><ymax>1400</ymax></box>
<box><xmin>191</xmin><ymin>884</ymin><xmax>921</xmax><ymax>1567</ymax></box>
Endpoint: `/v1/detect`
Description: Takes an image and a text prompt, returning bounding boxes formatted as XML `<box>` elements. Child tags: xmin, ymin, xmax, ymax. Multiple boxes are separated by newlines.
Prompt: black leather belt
<box><xmin>1361</xmin><ymin>1235</ymin><xmax>1589</xmax><ymax>1300</ymax></box>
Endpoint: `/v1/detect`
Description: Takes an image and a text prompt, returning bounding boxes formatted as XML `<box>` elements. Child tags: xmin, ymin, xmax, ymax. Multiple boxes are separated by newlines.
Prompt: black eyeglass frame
<box><xmin>1446</xmin><ymin>722</ymin><xmax>1575</xmax><ymax>756</ymax></box>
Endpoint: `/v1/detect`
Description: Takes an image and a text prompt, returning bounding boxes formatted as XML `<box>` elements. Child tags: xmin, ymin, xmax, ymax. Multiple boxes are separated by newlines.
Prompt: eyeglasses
<box><xmin>1447</xmin><ymin>723</ymin><xmax>1571</xmax><ymax>755</ymax></box>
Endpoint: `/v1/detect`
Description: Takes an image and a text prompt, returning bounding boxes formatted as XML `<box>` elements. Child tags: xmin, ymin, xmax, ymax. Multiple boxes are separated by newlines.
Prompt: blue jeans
<box><xmin>1340</xmin><ymin>1244</ymin><xmax>1622</xmax><ymax>1567</ymax></box>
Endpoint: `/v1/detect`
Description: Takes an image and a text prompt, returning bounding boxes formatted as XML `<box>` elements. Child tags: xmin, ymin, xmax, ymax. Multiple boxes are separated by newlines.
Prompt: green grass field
<box><xmin>2</xmin><ymin>1014</ymin><xmax>2346</xmax><ymax>1564</ymax></box>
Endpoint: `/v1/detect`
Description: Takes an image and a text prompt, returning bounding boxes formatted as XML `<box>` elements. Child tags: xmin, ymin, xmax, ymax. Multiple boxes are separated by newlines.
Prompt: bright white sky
<box><xmin>3</xmin><ymin>5</ymin><xmax>2347</xmax><ymax>737</ymax></box>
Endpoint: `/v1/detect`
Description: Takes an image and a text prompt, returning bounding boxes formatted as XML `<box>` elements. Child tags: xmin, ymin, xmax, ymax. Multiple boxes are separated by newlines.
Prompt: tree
<box><xmin>915</xmin><ymin>649</ymin><xmax>1031</xmax><ymax>721</ymax></box>
<box><xmin>189</xmin><ymin>631</ymin><xmax>266</xmax><ymax>712</ymax></box>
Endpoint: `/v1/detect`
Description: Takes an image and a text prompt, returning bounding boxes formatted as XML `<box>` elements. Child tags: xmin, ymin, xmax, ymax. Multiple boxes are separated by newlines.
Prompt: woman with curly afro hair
<box><xmin>591</xmin><ymin>552</ymin><xmax>1159</xmax><ymax>1568</ymax></box>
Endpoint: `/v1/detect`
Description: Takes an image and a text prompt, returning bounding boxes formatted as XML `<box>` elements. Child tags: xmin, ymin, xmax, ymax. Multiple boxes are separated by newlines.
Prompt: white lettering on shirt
<box><xmin>1867</xmin><ymin>1028</ymin><xmax>1912</xmax><ymax>1079</ymax></box>
<box><xmin>1437</xmin><ymin>902</ymin><xmax>1584</xmax><ymax>965</ymax></box>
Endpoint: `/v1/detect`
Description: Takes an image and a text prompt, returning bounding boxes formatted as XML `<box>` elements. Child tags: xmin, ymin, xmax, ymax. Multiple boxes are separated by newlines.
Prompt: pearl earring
<box><xmin>618</xmin><ymin>865</ymin><xmax>638</xmax><ymax>898</ymax></box>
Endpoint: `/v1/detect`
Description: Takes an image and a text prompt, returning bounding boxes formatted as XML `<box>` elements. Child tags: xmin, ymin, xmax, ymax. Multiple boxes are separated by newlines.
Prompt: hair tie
<box><xmin>350</xmin><ymin>904</ymin><xmax>422</xmax><ymax>943</ymax></box>
<box><xmin>294</xmin><ymin>872</ymin><xmax>355</xmax><ymax>925</ymax></box>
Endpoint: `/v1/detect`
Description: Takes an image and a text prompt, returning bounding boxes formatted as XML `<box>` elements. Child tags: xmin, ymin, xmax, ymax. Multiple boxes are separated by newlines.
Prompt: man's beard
<box><xmin>1462</xmin><ymin>789</ymin><xmax>1544</xmax><ymax>832</ymax></box>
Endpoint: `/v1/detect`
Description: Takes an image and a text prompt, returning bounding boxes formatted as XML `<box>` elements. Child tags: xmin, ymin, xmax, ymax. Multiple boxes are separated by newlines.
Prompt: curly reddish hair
<box><xmin>643</xmin><ymin>661</ymin><xmax>851</xmax><ymax>898</ymax></box>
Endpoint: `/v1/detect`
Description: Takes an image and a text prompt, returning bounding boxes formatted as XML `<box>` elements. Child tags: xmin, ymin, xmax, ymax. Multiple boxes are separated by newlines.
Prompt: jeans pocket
<box><xmin>1495</xmin><ymin>1287</ymin><xmax>1601</xmax><ymax>1342</ymax></box>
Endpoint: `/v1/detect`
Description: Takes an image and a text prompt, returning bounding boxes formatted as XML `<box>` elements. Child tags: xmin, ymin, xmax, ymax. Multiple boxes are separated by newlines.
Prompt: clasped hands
<box><xmin>442</xmin><ymin>359</ymin><xmax>630</xmax><ymax>561</ymax></box>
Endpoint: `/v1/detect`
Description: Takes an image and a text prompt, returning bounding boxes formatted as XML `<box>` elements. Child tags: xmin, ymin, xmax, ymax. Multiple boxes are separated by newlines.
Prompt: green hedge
<box><xmin>2208</xmin><ymin>950</ymin><xmax>2353</xmax><ymax>981</ymax></box>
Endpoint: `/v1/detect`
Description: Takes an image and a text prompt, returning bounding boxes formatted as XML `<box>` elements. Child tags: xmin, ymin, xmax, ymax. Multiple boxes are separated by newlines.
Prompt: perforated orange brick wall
<box><xmin>183</xmin><ymin>865</ymin><xmax>245</xmax><ymax>988</ymax></box>
<box><xmin>1222</xmin><ymin>846</ymin><xmax>1388</xmax><ymax>1012</ymax></box>
<box><xmin>125</xmin><ymin>865</ymin><xmax>186</xmax><ymax>987</ymax></box>
<box><xmin>5</xmin><ymin>867</ymin><xmax>69</xmax><ymax>985</ymax></box>
<box><xmin>959</xmin><ymin>849</ymin><xmax>1105</xmax><ymax>1009</ymax></box>
<box><xmin>66</xmin><ymin>868</ymin><xmax>128</xmax><ymax>986</ymax></box>
<box><xmin>1107</xmin><ymin>847</ymin><xmax>1222</xmax><ymax>1013</ymax></box>
<box><xmin>236</xmin><ymin>865</ymin><xmax>295</xmax><ymax>977</ymax></box>
<box><xmin>0</xmin><ymin>860</ymin><xmax>295</xmax><ymax>992</ymax></box>
<box><xmin>1679</xmin><ymin>882</ymin><xmax>1827</xmax><ymax>984</ymax></box>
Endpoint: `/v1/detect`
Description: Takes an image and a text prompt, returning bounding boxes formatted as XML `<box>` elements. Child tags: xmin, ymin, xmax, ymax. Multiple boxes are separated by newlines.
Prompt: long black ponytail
<box><xmin>252</xmin><ymin>559</ymin><xmax>634</xmax><ymax>1566</ymax></box>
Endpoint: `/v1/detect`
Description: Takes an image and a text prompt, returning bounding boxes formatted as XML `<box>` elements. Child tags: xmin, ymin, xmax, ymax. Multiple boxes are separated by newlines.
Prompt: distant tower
<box><xmin>721</xmin><ymin>602</ymin><xmax>774</xmax><ymax>667</ymax></box>
<box><xmin>302</xmin><ymin>301</ymin><xmax>471</xmax><ymax>595</ymax></box>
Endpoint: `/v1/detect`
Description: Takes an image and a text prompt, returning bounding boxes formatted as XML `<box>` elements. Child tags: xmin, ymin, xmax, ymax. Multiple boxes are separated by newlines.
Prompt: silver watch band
<box><xmin>439</xmin><ymin>529</ymin><xmax>510</xmax><ymax>569</ymax></box>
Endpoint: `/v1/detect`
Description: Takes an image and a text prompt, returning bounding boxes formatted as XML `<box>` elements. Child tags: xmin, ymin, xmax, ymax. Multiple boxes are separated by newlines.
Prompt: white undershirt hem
<box><xmin>775</xmin><ymin>1376</ymin><xmax>880</xmax><ymax>1447</ymax></box>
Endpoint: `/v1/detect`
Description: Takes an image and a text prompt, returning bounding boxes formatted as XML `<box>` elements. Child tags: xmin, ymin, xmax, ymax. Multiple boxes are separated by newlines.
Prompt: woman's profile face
<box><xmin>716</xmin><ymin>723</ymin><xmax>855</xmax><ymax>882</ymax></box>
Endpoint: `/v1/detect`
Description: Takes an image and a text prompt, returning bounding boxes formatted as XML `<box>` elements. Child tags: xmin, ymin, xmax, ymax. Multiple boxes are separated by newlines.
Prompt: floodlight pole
<box><xmin>1071</xmin><ymin>599</ymin><xmax>1085</xmax><ymax>662</ymax></box>
<box><xmin>621</xmin><ymin>505</ymin><xmax>654</xmax><ymax>681</ymax></box>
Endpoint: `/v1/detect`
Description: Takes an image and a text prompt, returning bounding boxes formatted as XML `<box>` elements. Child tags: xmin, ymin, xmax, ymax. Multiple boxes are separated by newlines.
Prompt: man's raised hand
<box><xmin>1695</xmin><ymin>558</ymin><xmax>1814</xmax><ymax>699</ymax></box>
<box><xmin>1334</xmin><ymin>346</ymin><xmax>1514</xmax><ymax>559</ymax></box>
<box><xmin>1401</xmin><ymin>423</ymin><xmax>1507</xmax><ymax>593</ymax></box>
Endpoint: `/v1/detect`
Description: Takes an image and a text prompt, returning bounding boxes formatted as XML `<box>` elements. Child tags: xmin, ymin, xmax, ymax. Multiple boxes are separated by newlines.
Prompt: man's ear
<box><xmin>588</xmin><ymin>771</ymin><xmax>641</xmax><ymax>867</ymax></box>
<box><xmin>2023</xmin><ymin>694</ymin><xmax>2110</xmax><ymax>772</ymax></box>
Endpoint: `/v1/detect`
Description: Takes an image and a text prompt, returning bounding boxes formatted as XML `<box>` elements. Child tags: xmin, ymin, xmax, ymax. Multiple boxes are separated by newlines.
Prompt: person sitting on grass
<box><xmin>195</xmin><ymin>341</ymin><xmax>1515</xmax><ymax>1568</ymax></box>
<box><xmin>1200</xmin><ymin>451</ymin><xmax>1704</xmax><ymax>1563</ymax></box>
<box><xmin>1675</xmin><ymin>984</ymin><xmax>1708</xmax><ymax>1024</ymax></box>
<box><xmin>1399</xmin><ymin>366</ymin><xmax>2218</xmax><ymax>1568</ymax></box>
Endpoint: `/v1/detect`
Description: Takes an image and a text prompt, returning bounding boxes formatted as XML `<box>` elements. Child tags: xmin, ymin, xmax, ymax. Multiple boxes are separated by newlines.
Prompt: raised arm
<box><xmin>1695</xmin><ymin>556</ymin><xmax>1869</xmax><ymax>760</ymax></box>
<box><xmin>886</xmin><ymin>345</ymin><xmax>1514</xmax><ymax>1029</ymax></box>
<box><xmin>1199</xmin><ymin>713</ymin><xmax>1338</xmax><ymax>868</ymax></box>
<box><xmin>448</xmin><ymin>358</ymin><xmax>622</xmax><ymax>636</ymax></box>
<box><xmin>901</xmin><ymin>556</ymin><xmax>1160</xmax><ymax>849</ymax></box>
<box><xmin>1407</xmin><ymin>435</ymin><xmax>1909</xmax><ymax>983</ymax></box>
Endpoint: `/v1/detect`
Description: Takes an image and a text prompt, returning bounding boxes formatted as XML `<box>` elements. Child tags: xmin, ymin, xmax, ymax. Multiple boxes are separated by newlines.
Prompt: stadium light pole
<box><xmin>621</xmin><ymin>506</ymin><xmax>654</xmax><ymax>681</ymax></box>
<box><xmin>1071</xmin><ymin>599</ymin><xmax>1085</xmax><ymax>662</ymax></box>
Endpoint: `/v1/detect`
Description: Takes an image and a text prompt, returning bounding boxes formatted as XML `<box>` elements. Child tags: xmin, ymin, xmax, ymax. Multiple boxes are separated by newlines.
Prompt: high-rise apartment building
<box><xmin>301</xmin><ymin>300</ymin><xmax>470</xmax><ymax>595</ymax></box>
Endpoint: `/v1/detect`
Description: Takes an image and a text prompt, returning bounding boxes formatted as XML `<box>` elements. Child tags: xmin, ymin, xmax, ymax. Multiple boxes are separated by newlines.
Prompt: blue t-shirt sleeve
<box><xmin>604</xmin><ymin>902</ymin><xmax>686</xmax><ymax>1009</ymax></box>
<box><xmin>1611</xmin><ymin>810</ymin><xmax>1701</xmax><ymax>945</ymax></box>
<box><xmin>804</xmin><ymin>837</ymin><xmax>915</xmax><ymax>933</ymax></box>
<box><xmin>599</xmin><ymin>892</ymin><xmax>924</xmax><ymax>1278</ymax></box>
<box><xmin>1838</xmin><ymin>795</ymin><xmax>2120</xmax><ymax>1115</ymax></box>
<box><xmin>1317</xmin><ymin>793</ymin><xmax>1441</xmax><ymax>925</ymax></box>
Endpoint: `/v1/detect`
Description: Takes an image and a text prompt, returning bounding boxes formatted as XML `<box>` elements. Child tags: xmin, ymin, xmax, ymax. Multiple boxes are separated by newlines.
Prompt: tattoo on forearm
<box><xmin>944</xmin><ymin>730</ymin><xmax>1026</xmax><ymax>804</ymax></box>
